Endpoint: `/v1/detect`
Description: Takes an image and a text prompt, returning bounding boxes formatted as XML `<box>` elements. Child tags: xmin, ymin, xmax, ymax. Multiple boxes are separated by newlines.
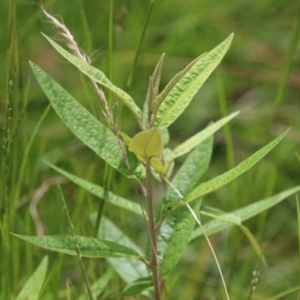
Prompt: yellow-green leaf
<box><xmin>129</xmin><ymin>128</ymin><xmax>164</xmax><ymax>160</ymax></box>
<box><xmin>150</xmin><ymin>157</ymin><xmax>166</xmax><ymax>174</ymax></box>
<box><xmin>120</xmin><ymin>132</ymin><xmax>132</xmax><ymax>146</ymax></box>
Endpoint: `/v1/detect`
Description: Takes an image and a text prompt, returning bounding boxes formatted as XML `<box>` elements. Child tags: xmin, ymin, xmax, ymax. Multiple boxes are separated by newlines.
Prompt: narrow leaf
<box><xmin>47</xmin><ymin>163</ymin><xmax>147</xmax><ymax>219</ymax></box>
<box><xmin>16</xmin><ymin>256</ymin><xmax>48</xmax><ymax>300</ymax></box>
<box><xmin>151</xmin><ymin>53</ymin><xmax>206</xmax><ymax>117</ymax></box>
<box><xmin>93</xmin><ymin>216</ymin><xmax>149</xmax><ymax>284</ymax></box>
<box><xmin>143</xmin><ymin>54</ymin><xmax>166</xmax><ymax>126</ymax></box>
<box><xmin>12</xmin><ymin>234</ymin><xmax>142</xmax><ymax>259</ymax></box>
<box><xmin>191</xmin><ymin>185</ymin><xmax>300</xmax><ymax>242</ymax></box>
<box><xmin>43</xmin><ymin>34</ymin><xmax>142</xmax><ymax>120</ymax></box>
<box><xmin>163</xmin><ymin>129</ymin><xmax>290</xmax><ymax>216</ymax></box>
<box><xmin>30</xmin><ymin>62</ymin><xmax>145</xmax><ymax>180</ymax></box>
<box><xmin>151</xmin><ymin>53</ymin><xmax>165</xmax><ymax>99</ymax></box>
<box><xmin>158</xmin><ymin>135</ymin><xmax>213</xmax><ymax>277</ymax></box>
<box><xmin>155</xmin><ymin>34</ymin><xmax>234</xmax><ymax>128</ymax></box>
<box><xmin>172</xmin><ymin>111</ymin><xmax>239</xmax><ymax>159</ymax></box>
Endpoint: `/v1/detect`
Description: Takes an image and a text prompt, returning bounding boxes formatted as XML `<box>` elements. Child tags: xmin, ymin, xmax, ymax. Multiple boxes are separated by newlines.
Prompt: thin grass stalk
<box><xmin>126</xmin><ymin>0</ymin><xmax>154</xmax><ymax>90</ymax></box>
<box><xmin>57</xmin><ymin>183</ymin><xmax>93</xmax><ymax>300</ymax></box>
<box><xmin>216</xmin><ymin>73</ymin><xmax>237</xmax><ymax>204</ymax></box>
<box><xmin>274</xmin><ymin>3</ymin><xmax>300</xmax><ymax>109</ymax></box>
<box><xmin>95</xmin><ymin>0</ymin><xmax>115</xmax><ymax>237</ymax></box>
<box><xmin>77</xmin><ymin>0</ymin><xmax>92</xmax><ymax>53</ymax></box>
<box><xmin>13</xmin><ymin>104</ymin><xmax>51</xmax><ymax>210</ymax></box>
<box><xmin>2</xmin><ymin>0</ymin><xmax>19</xmax><ymax>296</ymax></box>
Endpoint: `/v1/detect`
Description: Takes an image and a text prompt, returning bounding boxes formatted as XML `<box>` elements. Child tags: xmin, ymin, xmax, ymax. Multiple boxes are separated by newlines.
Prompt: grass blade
<box><xmin>16</xmin><ymin>256</ymin><xmax>48</xmax><ymax>300</ymax></box>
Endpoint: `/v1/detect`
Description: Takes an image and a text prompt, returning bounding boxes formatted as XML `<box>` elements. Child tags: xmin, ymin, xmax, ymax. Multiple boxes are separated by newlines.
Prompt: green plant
<box><xmin>11</xmin><ymin>9</ymin><xmax>300</xmax><ymax>300</ymax></box>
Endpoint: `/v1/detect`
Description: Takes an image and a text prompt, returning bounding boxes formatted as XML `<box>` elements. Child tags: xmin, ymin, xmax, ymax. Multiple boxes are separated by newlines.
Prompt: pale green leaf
<box><xmin>172</xmin><ymin>111</ymin><xmax>239</xmax><ymax>159</ymax></box>
<box><xmin>43</xmin><ymin>34</ymin><xmax>142</xmax><ymax>120</ymax></box>
<box><xmin>78</xmin><ymin>268</ymin><xmax>114</xmax><ymax>300</ymax></box>
<box><xmin>12</xmin><ymin>234</ymin><xmax>142</xmax><ymax>259</ymax></box>
<box><xmin>93</xmin><ymin>216</ymin><xmax>149</xmax><ymax>284</ymax></box>
<box><xmin>201</xmin><ymin>206</ymin><xmax>242</xmax><ymax>224</ymax></box>
<box><xmin>150</xmin><ymin>157</ymin><xmax>166</xmax><ymax>174</ymax></box>
<box><xmin>151</xmin><ymin>53</ymin><xmax>206</xmax><ymax>117</ymax></box>
<box><xmin>155</xmin><ymin>34</ymin><xmax>234</xmax><ymax>128</ymax></box>
<box><xmin>191</xmin><ymin>185</ymin><xmax>300</xmax><ymax>242</ymax></box>
<box><xmin>151</xmin><ymin>53</ymin><xmax>165</xmax><ymax>99</ymax></box>
<box><xmin>16</xmin><ymin>256</ymin><xmax>48</xmax><ymax>300</ymax></box>
<box><xmin>162</xmin><ymin>129</ymin><xmax>289</xmax><ymax>216</ymax></box>
<box><xmin>142</xmin><ymin>54</ymin><xmax>166</xmax><ymax>126</ymax></box>
<box><xmin>30</xmin><ymin>62</ymin><xmax>145</xmax><ymax>180</ymax></box>
<box><xmin>47</xmin><ymin>163</ymin><xmax>147</xmax><ymax>218</ymax></box>
<box><xmin>158</xmin><ymin>135</ymin><xmax>213</xmax><ymax>277</ymax></box>
<box><xmin>129</xmin><ymin>128</ymin><xmax>164</xmax><ymax>160</ymax></box>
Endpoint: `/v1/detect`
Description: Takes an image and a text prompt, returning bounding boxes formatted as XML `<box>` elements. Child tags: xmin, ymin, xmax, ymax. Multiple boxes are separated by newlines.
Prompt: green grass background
<box><xmin>1</xmin><ymin>0</ymin><xmax>300</xmax><ymax>299</ymax></box>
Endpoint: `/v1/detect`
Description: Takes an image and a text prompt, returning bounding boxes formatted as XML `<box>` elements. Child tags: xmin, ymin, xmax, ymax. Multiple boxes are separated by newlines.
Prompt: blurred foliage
<box><xmin>1</xmin><ymin>0</ymin><xmax>300</xmax><ymax>299</ymax></box>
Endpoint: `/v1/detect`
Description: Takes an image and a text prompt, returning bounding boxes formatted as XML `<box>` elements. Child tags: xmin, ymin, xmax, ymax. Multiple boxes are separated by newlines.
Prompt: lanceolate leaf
<box><xmin>30</xmin><ymin>62</ymin><xmax>145</xmax><ymax>180</ymax></box>
<box><xmin>12</xmin><ymin>234</ymin><xmax>142</xmax><ymax>259</ymax></box>
<box><xmin>93</xmin><ymin>216</ymin><xmax>149</xmax><ymax>284</ymax></box>
<box><xmin>155</xmin><ymin>34</ymin><xmax>234</xmax><ymax>128</ymax></box>
<box><xmin>151</xmin><ymin>53</ymin><xmax>206</xmax><ymax>117</ymax></box>
<box><xmin>172</xmin><ymin>111</ymin><xmax>239</xmax><ymax>159</ymax></box>
<box><xmin>158</xmin><ymin>135</ymin><xmax>213</xmax><ymax>277</ymax></box>
<box><xmin>43</xmin><ymin>34</ymin><xmax>142</xmax><ymax>121</ymax></box>
<box><xmin>151</xmin><ymin>53</ymin><xmax>165</xmax><ymax>99</ymax></box>
<box><xmin>191</xmin><ymin>185</ymin><xmax>300</xmax><ymax>242</ymax></box>
<box><xmin>16</xmin><ymin>256</ymin><xmax>48</xmax><ymax>300</ymax></box>
<box><xmin>47</xmin><ymin>163</ymin><xmax>147</xmax><ymax>219</ymax></box>
<box><xmin>162</xmin><ymin>128</ymin><xmax>290</xmax><ymax>216</ymax></box>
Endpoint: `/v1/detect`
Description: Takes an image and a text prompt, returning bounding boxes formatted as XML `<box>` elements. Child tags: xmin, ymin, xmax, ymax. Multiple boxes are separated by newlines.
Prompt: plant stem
<box><xmin>145</xmin><ymin>160</ymin><xmax>161</xmax><ymax>300</ymax></box>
